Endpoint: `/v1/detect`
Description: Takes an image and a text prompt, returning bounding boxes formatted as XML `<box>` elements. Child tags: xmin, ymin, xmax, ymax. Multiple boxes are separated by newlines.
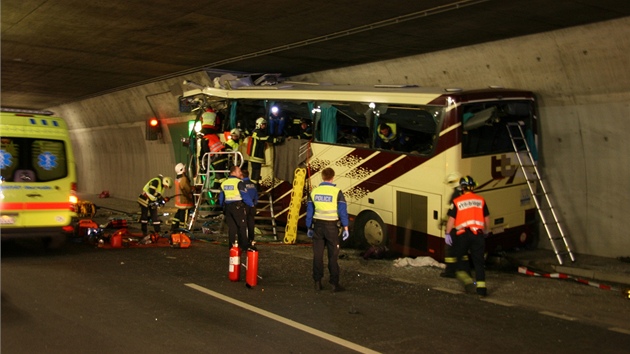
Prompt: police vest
<box><xmin>221</xmin><ymin>178</ymin><xmax>243</xmax><ymax>202</ymax></box>
<box><xmin>453</xmin><ymin>192</ymin><xmax>486</xmax><ymax>235</ymax></box>
<box><xmin>311</xmin><ymin>185</ymin><xmax>339</xmax><ymax>221</ymax></box>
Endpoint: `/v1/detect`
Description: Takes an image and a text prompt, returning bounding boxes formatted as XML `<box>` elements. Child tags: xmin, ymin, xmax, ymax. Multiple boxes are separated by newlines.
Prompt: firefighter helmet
<box><xmin>175</xmin><ymin>163</ymin><xmax>185</xmax><ymax>175</ymax></box>
<box><xmin>162</xmin><ymin>176</ymin><xmax>173</xmax><ymax>188</ymax></box>
<box><xmin>459</xmin><ymin>176</ymin><xmax>477</xmax><ymax>191</ymax></box>
<box><xmin>230</xmin><ymin>128</ymin><xmax>241</xmax><ymax>138</ymax></box>
<box><xmin>256</xmin><ymin>117</ymin><xmax>267</xmax><ymax>129</ymax></box>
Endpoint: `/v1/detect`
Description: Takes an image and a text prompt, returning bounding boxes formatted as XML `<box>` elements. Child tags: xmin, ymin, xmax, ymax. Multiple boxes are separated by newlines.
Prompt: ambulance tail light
<box><xmin>69</xmin><ymin>182</ymin><xmax>78</xmax><ymax>206</ymax></box>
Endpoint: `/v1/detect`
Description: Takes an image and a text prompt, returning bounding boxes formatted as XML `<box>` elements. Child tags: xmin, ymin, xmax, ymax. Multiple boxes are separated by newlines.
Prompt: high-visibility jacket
<box><xmin>452</xmin><ymin>192</ymin><xmax>486</xmax><ymax>235</ymax></box>
<box><xmin>205</xmin><ymin>134</ymin><xmax>224</xmax><ymax>153</ymax></box>
<box><xmin>220</xmin><ymin>177</ymin><xmax>243</xmax><ymax>203</ymax></box>
<box><xmin>225</xmin><ymin>137</ymin><xmax>240</xmax><ymax>151</ymax></box>
<box><xmin>311</xmin><ymin>184</ymin><xmax>340</xmax><ymax>221</ymax></box>
<box><xmin>174</xmin><ymin>175</ymin><xmax>194</xmax><ymax>209</ymax></box>
<box><xmin>377</xmin><ymin>122</ymin><xmax>397</xmax><ymax>142</ymax></box>
<box><xmin>137</xmin><ymin>177</ymin><xmax>164</xmax><ymax>207</ymax></box>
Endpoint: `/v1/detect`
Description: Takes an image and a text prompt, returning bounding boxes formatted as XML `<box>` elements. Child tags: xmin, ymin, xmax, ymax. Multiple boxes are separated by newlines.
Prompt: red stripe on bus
<box><xmin>349</xmin><ymin>128</ymin><xmax>458</xmax><ymax>193</ymax></box>
<box><xmin>0</xmin><ymin>202</ymin><xmax>72</xmax><ymax>211</ymax></box>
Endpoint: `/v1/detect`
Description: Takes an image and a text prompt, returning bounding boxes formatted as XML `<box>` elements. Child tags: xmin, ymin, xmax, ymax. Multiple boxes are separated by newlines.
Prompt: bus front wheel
<box><xmin>352</xmin><ymin>211</ymin><xmax>387</xmax><ymax>249</ymax></box>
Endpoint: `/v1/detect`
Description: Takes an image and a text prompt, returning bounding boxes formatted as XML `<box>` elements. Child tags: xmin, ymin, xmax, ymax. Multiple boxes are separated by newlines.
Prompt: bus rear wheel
<box><xmin>352</xmin><ymin>211</ymin><xmax>387</xmax><ymax>249</ymax></box>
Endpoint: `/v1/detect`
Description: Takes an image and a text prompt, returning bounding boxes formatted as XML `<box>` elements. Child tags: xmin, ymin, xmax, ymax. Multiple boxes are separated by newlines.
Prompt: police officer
<box><xmin>445</xmin><ymin>176</ymin><xmax>490</xmax><ymax>296</ymax></box>
<box><xmin>219</xmin><ymin>165</ymin><xmax>254</xmax><ymax>251</ymax></box>
<box><xmin>137</xmin><ymin>175</ymin><xmax>172</xmax><ymax>238</ymax></box>
<box><xmin>242</xmin><ymin>169</ymin><xmax>258</xmax><ymax>245</ymax></box>
<box><xmin>306</xmin><ymin>167</ymin><xmax>350</xmax><ymax>292</ymax></box>
<box><xmin>171</xmin><ymin>163</ymin><xmax>194</xmax><ymax>231</ymax></box>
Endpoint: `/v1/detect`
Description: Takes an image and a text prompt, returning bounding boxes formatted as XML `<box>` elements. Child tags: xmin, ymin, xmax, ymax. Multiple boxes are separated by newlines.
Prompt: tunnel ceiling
<box><xmin>2</xmin><ymin>0</ymin><xmax>630</xmax><ymax>110</ymax></box>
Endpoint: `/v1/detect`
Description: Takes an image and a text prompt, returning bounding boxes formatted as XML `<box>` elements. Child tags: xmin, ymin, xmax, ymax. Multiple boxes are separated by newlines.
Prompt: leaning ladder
<box><xmin>255</xmin><ymin>185</ymin><xmax>278</xmax><ymax>241</ymax></box>
<box><xmin>506</xmin><ymin>121</ymin><xmax>575</xmax><ymax>265</ymax></box>
<box><xmin>187</xmin><ymin>151</ymin><xmax>244</xmax><ymax>231</ymax></box>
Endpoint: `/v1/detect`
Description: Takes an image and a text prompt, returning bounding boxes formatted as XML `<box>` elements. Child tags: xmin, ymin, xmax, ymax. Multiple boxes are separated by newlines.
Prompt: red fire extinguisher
<box><xmin>229</xmin><ymin>241</ymin><xmax>241</xmax><ymax>282</ymax></box>
<box><xmin>246</xmin><ymin>245</ymin><xmax>259</xmax><ymax>288</ymax></box>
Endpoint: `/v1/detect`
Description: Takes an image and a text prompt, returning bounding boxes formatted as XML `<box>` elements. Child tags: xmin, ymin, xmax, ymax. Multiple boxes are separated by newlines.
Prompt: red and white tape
<box><xmin>518</xmin><ymin>266</ymin><xmax>619</xmax><ymax>291</ymax></box>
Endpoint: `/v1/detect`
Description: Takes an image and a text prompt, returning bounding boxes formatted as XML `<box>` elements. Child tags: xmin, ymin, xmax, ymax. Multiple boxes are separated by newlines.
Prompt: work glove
<box><xmin>445</xmin><ymin>233</ymin><xmax>452</xmax><ymax>246</ymax></box>
<box><xmin>307</xmin><ymin>229</ymin><xmax>314</xmax><ymax>238</ymax></box>
<box><xmin>342</xmin><ymin>229</ymin><xmax>349</xmax><ymax>241</ymax></box>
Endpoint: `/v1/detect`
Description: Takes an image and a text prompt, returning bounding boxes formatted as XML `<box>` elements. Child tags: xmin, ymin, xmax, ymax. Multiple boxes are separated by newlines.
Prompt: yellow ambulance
<box><xmin>0</xmin><ymin>108</ymin><xmax>78</xmax><ymax>243</ymax></box>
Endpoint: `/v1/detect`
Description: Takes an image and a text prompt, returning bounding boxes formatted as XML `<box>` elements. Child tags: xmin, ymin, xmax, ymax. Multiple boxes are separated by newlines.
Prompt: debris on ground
<box><xmin>393</xmin><ymin>256</ymin><xmax>445</xmax><ymax>269</ymax></box>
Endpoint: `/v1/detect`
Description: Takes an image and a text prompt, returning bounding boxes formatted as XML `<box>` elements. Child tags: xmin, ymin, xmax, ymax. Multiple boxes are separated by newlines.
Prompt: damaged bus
<box><xmin>180</xmin><ymin>77</ymin><xmax>538</xmax><ymax>259</ymax></box>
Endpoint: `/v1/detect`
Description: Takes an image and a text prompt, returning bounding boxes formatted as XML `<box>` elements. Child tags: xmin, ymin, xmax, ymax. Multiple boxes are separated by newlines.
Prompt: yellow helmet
<box><xmin>256</xmin><ymin>117</ymin><xmax>267</xmax><ymax>129</ymax></box>
<box><xmin>162</xmin><ymin>176</ymin><xmax>173</xmax><ymax>188</ymax></box>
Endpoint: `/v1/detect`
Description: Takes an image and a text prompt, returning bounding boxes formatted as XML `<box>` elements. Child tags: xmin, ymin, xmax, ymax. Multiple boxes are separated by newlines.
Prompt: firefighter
<box><xmin>445</xmin><ymin>175</ymin><xmax>490</xmax><ymax>296</ymax></box>
<box><xmin>225</xmin><ymin>128</ymin><xmax>241</xmax><ymax>152</ymax></box>
<box><xmin>219</xmin><ymin>165</ymin><xmax>254</xmax><ymax>251</ymax></box>
<box><xmin>197</xmin><ymin>108</ymin><xmax>225</xmax><ymax>174</ymax></box>
<box><xmin>137</xmin><ymin>175</ymin><xmax>172</xmax><ymax>239</ymax></box>
<box><xmin>248</xmin><ymin>117</ymin><xmax>282</xmax><ymax>188</ymax></box>
<box><xmin>297</xmin><ymin>119</ymin><xmax>313</xmax><ymax>140</ymax></box>
<box><xmin>171</xmin><ymin>163</ymin><xmax>194</xmax><ymax>231</ymax></box>
<box><xmin>440</xmin><ymin>172</ymin><xmax>471</xmax><ymax>278</ymax></box>
<box><xmin>224</xmin><ymin>128</ymin><xmax>242</xmax><ymax>168</ymax></box>
<box><xmin>306</xmin><ymin>167</ymin><xmax>350</xmax><ymax>293</ymax></box>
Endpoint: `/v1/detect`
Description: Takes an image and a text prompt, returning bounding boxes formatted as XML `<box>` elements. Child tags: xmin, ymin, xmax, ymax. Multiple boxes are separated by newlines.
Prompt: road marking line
<box><xmin>433</xmin><ymin>287</ymin><xmax>461</xmax><ymax>295</ymax></box>
<box><xmin>185</xmin><ymin>283</ymin><xmax>381</xmax><ymax>354</ymax></box>
<box><xmin>480</xmin><ymin>298</ymin><xmax>514</xmax><ymax>307</ymax></box>
<box><xmin>539</xmin><ymin>311</ymin><xmax>576</xmax><ymax>321</ymax></box>
<box><xmin>609</xmin><ymin>327</ymin><xmax>630</xmax><ymax>335</ymax></box>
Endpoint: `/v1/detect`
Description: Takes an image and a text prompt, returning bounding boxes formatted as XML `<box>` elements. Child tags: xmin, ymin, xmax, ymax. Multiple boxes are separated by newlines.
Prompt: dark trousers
<box><xmin>224</xmin><ymin>202</ymin><xmax>248</xmax><ymax>250</ymax></box>
<box><xmin>171</xmin><ymin>208</ymin><xmax>191</xmax><ymax>231</ymax></box>
<box><xmin>312</xmin><ymin>220</ymin><xmax>341</xmax><ymax>285</ymax></box>
<box><xmin>452</xmin><ymin>230</ymin><xmax>485</xmax><ymax>288</ymax></box>
<box><xmin>140</xmin><ymin>205</ymin><xmax>161</xmax><ymax>236</ymax></box>
<box><xmin>443</xmin><ymin>243</ymin><xmax>470</xmax><ymax>276</ymax></box>
<box><xmin>246</xmin><ymin>205</ymin><xmax>256</xmax><ymax>243</ymax></box>
<box><xmin>250</xmin><ymin>161</ymin><xmax>262</xmax><ymax>187</ymax></box>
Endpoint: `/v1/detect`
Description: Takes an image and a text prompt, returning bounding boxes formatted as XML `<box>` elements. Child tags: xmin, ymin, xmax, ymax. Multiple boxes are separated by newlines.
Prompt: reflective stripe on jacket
<box><xmin>205</xmin><ymin>134</ymin><xmax>224</xmax><ymax>153</ymax></box>
<box><xmin>137</xmin><ymin>177</ymin><xmax>164</xmax><ymax>207</ymax></box>
<box><xmin>453</xmin><ymin>193</ymin><xmax>486</xmax><ymax>234</ymax></box>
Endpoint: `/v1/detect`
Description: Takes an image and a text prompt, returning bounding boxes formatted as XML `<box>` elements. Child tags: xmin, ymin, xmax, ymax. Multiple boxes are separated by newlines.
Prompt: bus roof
<box><xmin>182</xmin><ymin>82</ymin><xmax>533</xmax><ymax>106</ymax></box>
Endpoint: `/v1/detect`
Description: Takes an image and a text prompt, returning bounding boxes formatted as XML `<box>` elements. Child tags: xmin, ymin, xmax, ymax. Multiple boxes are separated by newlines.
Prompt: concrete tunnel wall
<box><xmin>52</xmin><ymin>17</ymin><xmax>630</xmax><ymax>258</ymax></box>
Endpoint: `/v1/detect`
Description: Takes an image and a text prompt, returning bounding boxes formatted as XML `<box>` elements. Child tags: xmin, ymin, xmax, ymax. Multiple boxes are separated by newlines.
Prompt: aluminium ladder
<box><xmin>187</xmin><ymin>151</ymin><xmax>244</xmax><ymax>231</ymax></box>
<box><xmin>506</xmin><ymin>121</ymin><xmax>575</xmax><ymax>265</ymax></box>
